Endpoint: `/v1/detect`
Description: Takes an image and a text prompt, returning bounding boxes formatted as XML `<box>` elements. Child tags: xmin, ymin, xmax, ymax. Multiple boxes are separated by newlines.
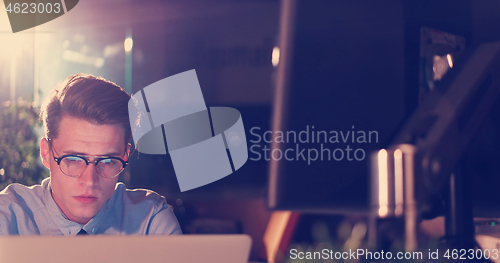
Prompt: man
<box><xmin>0</xmin><ymin>74</ymin><xmax>182</xmax><ymax>235</ymax></box>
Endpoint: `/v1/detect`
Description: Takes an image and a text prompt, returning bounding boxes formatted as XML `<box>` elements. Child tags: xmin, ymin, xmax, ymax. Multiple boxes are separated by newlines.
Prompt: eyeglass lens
<box><xmin>60</xmin><ymin>156</ymin><xmax>123</xmax><ymax>178</ymax></box>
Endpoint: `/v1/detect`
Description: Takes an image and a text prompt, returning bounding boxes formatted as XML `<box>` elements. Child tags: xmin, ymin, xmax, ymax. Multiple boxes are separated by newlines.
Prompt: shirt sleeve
<box><xmin>147</xmin><ymin>202</ymin><xmax>182</xmax><ymax>235</ymax></box>
<box><xmin>0</xmin><ymin>212</ymin><xmax>11</xmax><ymax>235</ymax></box>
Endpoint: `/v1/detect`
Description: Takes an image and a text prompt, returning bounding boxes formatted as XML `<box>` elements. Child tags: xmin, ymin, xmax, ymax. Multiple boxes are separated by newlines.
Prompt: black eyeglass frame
<box><xmin>49</xmin><ymin>140</ymin><xmax>129</xmax><ymax>178</ymax></box>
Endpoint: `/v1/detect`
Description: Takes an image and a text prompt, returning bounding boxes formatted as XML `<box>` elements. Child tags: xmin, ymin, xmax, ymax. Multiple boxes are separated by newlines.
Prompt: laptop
<box><xmin>0</xmin><ymin>234</ymin><xmax>252</xmax><ymax>263</ymax></box>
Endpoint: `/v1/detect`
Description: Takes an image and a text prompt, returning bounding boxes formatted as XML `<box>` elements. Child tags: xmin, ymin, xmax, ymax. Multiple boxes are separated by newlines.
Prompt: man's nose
<box><xmin>78</xmin><ymin>163</ymin><xmax>99</xmax><ymax>187</ymax></box>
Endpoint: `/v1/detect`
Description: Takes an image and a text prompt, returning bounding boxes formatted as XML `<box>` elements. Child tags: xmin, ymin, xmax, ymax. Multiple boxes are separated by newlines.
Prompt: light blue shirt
<box><xmin>0</xmin><ymin>178</ymin><xmax>182</xmax><ymax>235</ymax></box>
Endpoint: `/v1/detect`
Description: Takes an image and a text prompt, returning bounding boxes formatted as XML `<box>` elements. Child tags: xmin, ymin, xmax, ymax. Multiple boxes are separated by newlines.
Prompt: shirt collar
<box><xmin>41</xmin><ymin>177</ymin><xmax>117</xmax><ymax>236</ymax></box>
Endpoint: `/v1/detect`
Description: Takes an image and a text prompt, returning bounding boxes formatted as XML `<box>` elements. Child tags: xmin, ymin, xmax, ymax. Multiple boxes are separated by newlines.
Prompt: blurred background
<box><xmin>0</xmin><ymin>1</ymin><xmax>277</xmax><ymax>261</ymax></box>
<box><xmin>3</xmin><ymin>0</ymin><xmax>500</xmax><ymax>262</ymax></box>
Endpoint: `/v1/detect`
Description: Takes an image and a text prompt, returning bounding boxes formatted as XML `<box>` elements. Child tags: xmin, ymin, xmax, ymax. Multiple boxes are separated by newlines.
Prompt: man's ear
<box><xmin>40</xmin><ymin>138</ymin><xmax>51</xmax><ymax>170</ymax></box>
<box><xmin>124</xmin><ymin>143</ymin><xmax>131</xmax><ymax>161</ymax></box>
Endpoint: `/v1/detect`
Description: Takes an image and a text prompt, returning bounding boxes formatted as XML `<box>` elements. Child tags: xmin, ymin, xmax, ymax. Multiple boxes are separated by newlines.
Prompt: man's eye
<box><xmin>66</xmin><ymin>156</ymin><xmax>83</xmax><ymax>162</ymax></box>
<box><xmin>100</xmin><ymin>159</ymin><xmax>115</xmax><ymax>165</ymax></box>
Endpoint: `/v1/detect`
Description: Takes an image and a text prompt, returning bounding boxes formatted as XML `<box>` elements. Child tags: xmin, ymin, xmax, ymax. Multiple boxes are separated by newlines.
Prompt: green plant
<box><xmin>0</xmin><ymin>99</ymin><xmax>48</xmax><ymax>190</ymax></box>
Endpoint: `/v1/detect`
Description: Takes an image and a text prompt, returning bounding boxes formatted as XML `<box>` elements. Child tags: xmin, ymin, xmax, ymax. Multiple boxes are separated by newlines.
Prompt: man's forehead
<box><xmin>54</xmin><ymin>116</ymin><xmax>126</xmax><ymax>154</ymax></box>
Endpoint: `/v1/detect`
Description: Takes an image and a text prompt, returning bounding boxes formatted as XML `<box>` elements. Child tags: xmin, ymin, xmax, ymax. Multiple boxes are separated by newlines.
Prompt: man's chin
<box><xmin>71</xmin><ymin>204</ymin><xmax>102</xmax><ymax>220</ymax></box>
<box><xmin>71</xmin><ymin>210</ymin><xmax>98</xmax><ymax>224</ymax></box>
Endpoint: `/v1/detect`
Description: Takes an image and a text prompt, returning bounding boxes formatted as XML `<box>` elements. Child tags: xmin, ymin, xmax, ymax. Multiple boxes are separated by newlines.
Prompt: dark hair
<box><xmin>39</xmin><ymin>74</ymin><xmax>132</xmax><ymax>145</ymax></box>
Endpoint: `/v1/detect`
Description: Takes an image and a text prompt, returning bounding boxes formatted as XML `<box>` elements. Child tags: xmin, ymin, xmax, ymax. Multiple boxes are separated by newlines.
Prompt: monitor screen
<box><xmin>268</xmin><ymin>1</ymin><xmax>406</xmax><ymax>213</ymax></box>
<box><xmin>268</xmin><ymin>0</ymin><xmax>500</xmax><ymax>218</ymax></box>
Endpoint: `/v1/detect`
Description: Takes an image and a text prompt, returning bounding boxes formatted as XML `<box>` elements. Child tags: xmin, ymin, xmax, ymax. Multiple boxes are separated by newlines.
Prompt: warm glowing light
<box><xmin>378</xmin><ymin>206</ymin><xmax>388</xmax><ymax>217</ymax></box>
<box><xmin>264</xmin><ymin>211</ymin><xmax>292</xmax><ymax>263</ymax></box>
<box><xmin>0</xmin><ymin>168</ymin><xmax>4</xmax><ymax>176</ymax></box>
<box><xmin>124</xmin><ymin>37</ymin><xmax>133</xmax><ymax>52</ymax></box>
<box><xmin>0</xmin><ymin>6</ymin><xmax>11</xmax><ymax>32</ymax></box>
<box><xmin>272</xmin><ymin>46</ymin><xmax>280</xmax><ymax>67</ymax></box>
<box><xmin>351</xmin><ymin>222</ymin><xmax>367</xmax><ymax>239</ymax></box>
<box><xmin>378</xmin><ymin>149</ymin><xmax>388</xmax><ymax>217</ymax></box>
<box><xmin>103</xmin><ymin>43</ymin><xmax>123</xmax><ymax>58</ymax></box>
<box><xmin>0</xmin><ymin>34</ymin><xmax>28</xmax><ymax>57</ymax></box>
<box><xmin>62</xmin><ymin>50</ymin><xmax>105</xmax><ymax>68</ymax></box>
<box><xmin>394</xmin><ymin>149</ymin><xmax>403</xmax><ymax>216</ymax></box>
<box><xmin>433</xmin><ymin>55</ymin><xmax>450</xmax><ymax>81</ymax></box>
<box><xmin>62</xmin><ymin>40</ymin><xmax>69</xmax><ymax>49</ymax></box>
<box><xmin>447</xmin><ymin>54</ymin><xmax>453</xmax><ymax>68</ymax></box>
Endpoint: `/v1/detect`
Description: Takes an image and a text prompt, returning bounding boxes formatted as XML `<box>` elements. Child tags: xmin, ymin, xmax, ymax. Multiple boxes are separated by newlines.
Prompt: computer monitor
<box><xmin>268</xmin><ymin>0</ymin><xmax>500</xmax><ymax>216</ymax></box>
<box><xmin>267</xmin><ymin>1</ymin><xmax>406</xmax><ymax>213</ymax></box>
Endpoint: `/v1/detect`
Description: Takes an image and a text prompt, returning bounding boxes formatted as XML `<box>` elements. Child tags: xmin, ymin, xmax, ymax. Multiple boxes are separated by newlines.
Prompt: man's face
<box><xmin>40</xmin><ymin>116</ymin><xmax>130</xmax><ymax>225</ymax></box>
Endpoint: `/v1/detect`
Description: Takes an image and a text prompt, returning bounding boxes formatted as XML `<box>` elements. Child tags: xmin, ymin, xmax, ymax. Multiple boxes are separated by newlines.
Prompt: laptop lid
<box><xmin>0</xmin><ymin>234</ymin><xmax>252</xmax><ymax>263</ymax></box>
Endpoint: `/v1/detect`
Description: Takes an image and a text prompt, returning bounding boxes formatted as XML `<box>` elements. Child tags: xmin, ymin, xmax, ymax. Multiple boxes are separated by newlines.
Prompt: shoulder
<box><xmin>115</xmin><ymin>183</ymin><xmax>166</xmax><ymax>207</ymax></box>
<box><xmin>0</xmin><ymin>179</ymin><xmax>48</xmax><ymax>234</ymax></box>
<box><xmin>0</xmin><ymin>179</ymin><xmax>46</xmax><ymax>209</ymax></box>
<box><xmin>112</xmin><ymin>183</ymin><xmax>182</xmax><ymax>235</ymax></box>
<box><xmin>112</xmin><ymin>183</ymin><xmax>170</xmax><ymax>216</ymax></box>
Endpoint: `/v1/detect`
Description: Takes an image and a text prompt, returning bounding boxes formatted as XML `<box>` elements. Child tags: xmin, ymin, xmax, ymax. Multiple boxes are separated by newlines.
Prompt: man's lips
<box><xmin>74</xmin><ymin>195</ymin><xmax>98</xmax><ymax>204</ymax></box>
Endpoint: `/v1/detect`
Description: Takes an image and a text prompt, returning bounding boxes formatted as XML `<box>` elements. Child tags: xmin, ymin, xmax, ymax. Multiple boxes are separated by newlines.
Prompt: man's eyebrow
<box><xmin>62</xmin><ymin>151</ymin><xmax>124</xmax><ymax>157</ymax></box>
<box><xmin>102</xmin><ymin>151</ymin><xmax>125</xmax><ymax>157</ymax></box>
<box><xmin>60</xmin><ymin>150</ymin><xmax>87</xmax><ymax>156</ymax></box>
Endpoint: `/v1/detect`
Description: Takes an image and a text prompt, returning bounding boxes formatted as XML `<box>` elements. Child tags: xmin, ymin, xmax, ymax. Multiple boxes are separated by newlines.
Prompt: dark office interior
<box><xmin>3</xmin><ymin>0</ymin><xmax>500</xmax><ymax>262</ymax></box>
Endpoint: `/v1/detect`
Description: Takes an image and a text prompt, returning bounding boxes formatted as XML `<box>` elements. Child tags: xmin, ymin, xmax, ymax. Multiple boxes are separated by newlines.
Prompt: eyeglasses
<box><xmin>50</xmin><ymin>142</ymin><xmax>128</xmax><ymax>178</ymax></box>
